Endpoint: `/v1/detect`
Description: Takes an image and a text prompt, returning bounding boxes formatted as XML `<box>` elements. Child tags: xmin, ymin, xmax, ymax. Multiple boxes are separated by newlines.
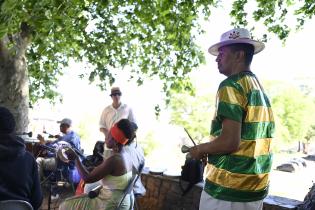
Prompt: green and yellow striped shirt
<box><xmin>204</xmin><ymin>71</ymin><xmax>275</xmax><ymax>202</ymax></box>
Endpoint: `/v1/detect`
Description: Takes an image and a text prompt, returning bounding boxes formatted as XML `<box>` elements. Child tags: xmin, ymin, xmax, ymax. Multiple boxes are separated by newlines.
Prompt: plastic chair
<box><xmin>115</xmin><ymin>163</ymin><xmax>144</xmax><ymax>210</ymax></box>
<box><xmin>0</xmin><ymin>200</ymin><xmax>33</xmax><ymax>210</ymax></box>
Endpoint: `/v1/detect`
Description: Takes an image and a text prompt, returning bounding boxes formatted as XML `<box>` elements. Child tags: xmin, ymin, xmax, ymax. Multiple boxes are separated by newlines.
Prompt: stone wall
<box><xmin>138</xmin><ymin>173</ymin><xmax>302</xmax><ymax>210</ymax></box>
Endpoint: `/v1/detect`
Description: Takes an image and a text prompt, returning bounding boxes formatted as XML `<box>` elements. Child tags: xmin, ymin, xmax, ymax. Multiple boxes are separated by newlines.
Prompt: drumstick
<box><xmin>184</xmin><ymin>128</ymin><xmax>196</xmax><ymax>146</ymax></box>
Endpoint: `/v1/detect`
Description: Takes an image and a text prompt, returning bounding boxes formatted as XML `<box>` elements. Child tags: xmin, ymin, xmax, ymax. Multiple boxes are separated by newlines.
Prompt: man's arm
<box><xmin>37</xmin><ymin>134</ymin><xmax>45</xmax><ymax>145</ymax></box>
<box><xmin>99</xmin><ymin>127</ymin><xmax>108</xmax><ymax>138</ymax></box>
<box><xmin>60</xmin><ymin>132</ymin><xmax>81</xmax><ymax>150</ymax></box>
<box><xmin>37</xmin><ymin>134</ymin><xmax>60</xmax><ymax>145</ymax></box>
<box><xmin>69</xmin><ymin>150</ymin><xmax>114</xmax><ymax>183</ymax></box>
<box><xmin>189</xmin><ymin>118</ymin><xmax>241</xmax><ymax>160</ymax></box>
<box><xmin>99</xmin><ymin>107</ymin><xmax>110</xmax><ymax>138</ymax></box>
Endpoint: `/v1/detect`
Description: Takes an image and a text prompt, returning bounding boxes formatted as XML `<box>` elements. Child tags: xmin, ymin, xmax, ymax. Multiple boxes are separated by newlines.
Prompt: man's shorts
<box><xmin>199</xmin><ymin>190</ymin><xmax>263</xmax><ymax>210</ymax></box>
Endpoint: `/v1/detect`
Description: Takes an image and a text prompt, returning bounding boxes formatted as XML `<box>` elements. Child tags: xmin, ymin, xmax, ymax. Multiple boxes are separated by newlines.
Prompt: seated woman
<box><xmin>59</xmin><ymin>119</ymin><xmax>135</xmax><ymax>210</ymax></box>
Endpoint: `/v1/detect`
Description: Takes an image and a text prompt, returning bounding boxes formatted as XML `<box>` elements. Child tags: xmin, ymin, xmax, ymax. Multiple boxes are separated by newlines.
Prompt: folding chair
<box><xmin>115</xmin><ymin>163</ymin><xmax>144</xmax><ymax>210</ymax></box>
<box><xmin>0</xmin><ymin>200</ymin><xmax>33</xmax><ymax>210</ymax></box>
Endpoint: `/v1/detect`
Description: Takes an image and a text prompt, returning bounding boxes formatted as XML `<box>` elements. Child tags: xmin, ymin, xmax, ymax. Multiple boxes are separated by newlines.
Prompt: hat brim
<box><xmin>57</xmin><ymin>120</ymin><xmax>71</xmax><ymax>126</ymax></box>
<box><xmin>208</xmin><ymin>39</ymin><xmax>265</xmax><ymax>56</ymax></box>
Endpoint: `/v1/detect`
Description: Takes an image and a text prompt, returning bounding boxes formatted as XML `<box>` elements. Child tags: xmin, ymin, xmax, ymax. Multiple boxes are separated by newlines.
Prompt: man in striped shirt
<box><xmin>189</xmin><ymin>28</ymin><xmax>275</xmax><ymax>210</ymax></box>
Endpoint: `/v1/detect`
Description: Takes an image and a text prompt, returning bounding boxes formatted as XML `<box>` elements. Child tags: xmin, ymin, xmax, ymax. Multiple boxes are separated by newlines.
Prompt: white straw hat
<box><xmin>208</xmin><ymin>28</ymin><xmax>265</xmax><ymax>56</ymax></box>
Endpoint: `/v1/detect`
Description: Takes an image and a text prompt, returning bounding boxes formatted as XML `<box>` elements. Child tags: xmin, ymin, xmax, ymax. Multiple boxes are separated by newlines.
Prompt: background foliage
<box><xmin>169</xmin><ymin>91</ymin><xmax>214</xmax><ymax>143</ymax></box>
<box><xmin>169</xmin><ymin>80</ymin><xmax>315</xmax><ymax>149</ymax></box>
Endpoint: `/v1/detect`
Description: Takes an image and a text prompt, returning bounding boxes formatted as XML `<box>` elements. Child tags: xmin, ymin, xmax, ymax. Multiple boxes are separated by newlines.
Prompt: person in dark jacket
<box><xmin>0</xmin><ymin>106</ymin><xmax>43</xmax><ymax>210</ymax></box>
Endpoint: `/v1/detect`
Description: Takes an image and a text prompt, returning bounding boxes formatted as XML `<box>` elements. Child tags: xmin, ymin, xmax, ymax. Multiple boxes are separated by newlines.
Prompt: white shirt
<box><xmin>99</xmin><ymin>103</ymin><xmax>136</xmax><ymax>130</ymax></box>
<box><xmin>123</xmin><ymin>141</ymin><xmax>146</xmax><ymax>196</ymax></box>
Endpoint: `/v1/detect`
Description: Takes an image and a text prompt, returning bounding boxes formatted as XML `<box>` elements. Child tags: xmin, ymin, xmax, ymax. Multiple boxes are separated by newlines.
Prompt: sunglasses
<box><xmin>110</xmin><ymin>93</ymin><xmax>121</xmax><ymax>96</ymax></box>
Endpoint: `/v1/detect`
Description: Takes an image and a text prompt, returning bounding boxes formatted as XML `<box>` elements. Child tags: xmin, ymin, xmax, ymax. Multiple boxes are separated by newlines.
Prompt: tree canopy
<box><xmin>0</xmin><ymin>0</ymin><xmax>214</xmax><ymax>105</ymax></box>
<box><xmin>264</xmin><ymin>81</ymin><xmax>315</xmax><ymax>144</ymax></box>
<box><xmin>169</xmin><ymin>80</ymin><xmax>315</xmax><ymax>148</ymax></box>
<box><xmin>169</xmin><ymin>91</ymin><xmax>214</xmax><ymax>143</ymax></box>
<box><xmin>0</xmin><ymin>0</ymin><xmax>314</xmax><ymax>105</ymax></box>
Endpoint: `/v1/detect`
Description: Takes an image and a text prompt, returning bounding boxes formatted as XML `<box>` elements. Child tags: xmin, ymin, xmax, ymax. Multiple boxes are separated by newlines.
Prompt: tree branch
<box><xmin>15</xmin><ymin>22</ymin><xmax>32</xmax><ymax>58</ymax></box>
<box><xmin>20</xmin><ymin>22</ymin><xmax>31</xmax><ymax>40</ymax></box>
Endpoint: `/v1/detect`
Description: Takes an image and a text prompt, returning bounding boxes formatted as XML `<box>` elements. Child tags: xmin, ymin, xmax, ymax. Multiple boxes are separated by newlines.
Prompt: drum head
<box><xmin>55</xmin><ymin>140</ymin><xmax>71</xmax><ymax>149</ymax></box>
<box><xmin>57</xmin><ymin>142</ymin><xmax>70</xmax><ymax>163</ymax></box>
<box><xmin>149</xmin><ymin>167</ymin><xmax>166</xmax><ymax>175</ymax></box>
<box><xmin>163</xmin><ymin>170</ymin><xmax>181</xmax><ymax>178</ymax></box>
<box><xmin>57</xmin><ymin>147</ymin><xmax>70</xmax><ymax>163</ymax></box>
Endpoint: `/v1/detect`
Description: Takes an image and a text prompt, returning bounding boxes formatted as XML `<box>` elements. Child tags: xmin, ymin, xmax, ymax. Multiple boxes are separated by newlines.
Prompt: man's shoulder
<box><xmin>72</xmin><ymin>131</ymin><xmax>80</xmax><ymax>138</ymax></box>
<box><xmin>61</xmin><ymin>131</ymin><xmax>80</xmax><ymax>140</ymax></box>
<box><xmin>119</xmin><ymin>103</ymin><xmax>128</xmax><ymax>108</ymax></box>
<box><xmin>116</xmin><ymin>103</ymin><xmax>132</xmax><ymax>112</ymax></box>
<box><xmin>218</xmin><ymin>75</ymin><xmax>247</xmax><ymax>93</ymax></box>
<box><xmin>219</xmin><ymin>78</ymin><xmax>238</xmax><ymax>90</ymax></box>
<box><xmin>70</xmin><ymin>131</ymin><xmax>80</xmax><ymax>139</ymax></box>
<box><xmin>23</xmin><ymin>150</ymin><xmax>36</xmax><ymax>159</ymax></box>
<box><xmin>20</xmin><ymin>151</ymin><xmax>37</xmax><ymax>165</ymax></box>
<box><xmin>103</xmin><ymin>104</ymin><xmax>114</xmax><ymax>111</ymax></box>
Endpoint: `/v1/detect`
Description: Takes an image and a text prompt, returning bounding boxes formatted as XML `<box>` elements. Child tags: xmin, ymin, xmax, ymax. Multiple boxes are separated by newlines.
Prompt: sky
<box><xmin>197</xmin><ymin>5</ymin><xmax>315</xmax><ymax>80</ymax></box>
<box><xmin>30</xmin><ymin>5</ymin><xmax>315</xmax><ymax>158</ymax></box>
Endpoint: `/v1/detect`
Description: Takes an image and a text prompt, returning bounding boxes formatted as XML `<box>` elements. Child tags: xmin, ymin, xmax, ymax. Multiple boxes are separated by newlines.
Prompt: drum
<box><xmin>57</xmin><ymin>147</ymin><xmax>70</xmax><ymax>163</ymax></box>
<box><xmin>24</xmin><ymin>138</ymin><xmax>43</xmax><ymax>157</ymax></box>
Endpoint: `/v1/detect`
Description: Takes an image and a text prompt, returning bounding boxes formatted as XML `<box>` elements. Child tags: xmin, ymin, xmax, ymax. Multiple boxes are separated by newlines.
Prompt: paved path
<box><xmin>269</xmin><ymin>156</ymin><xmax>315</xmax><ymax>201</ymax></box>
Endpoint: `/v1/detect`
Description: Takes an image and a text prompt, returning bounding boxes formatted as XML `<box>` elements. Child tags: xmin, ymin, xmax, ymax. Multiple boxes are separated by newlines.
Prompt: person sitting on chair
<box><xmin>36</xmin><ymin>118</ymin><xmax>81</xmax><ymax>181</ymax></box>
<box><xmin>83</xmin><ymin>122</ymin><xmax>146</xmax><ymax>199</ymax></box>
<box><xmin>0</xmin><ymin>107</ymin><xmax>43</xmax><ymax>210</ymax></box>
<box><xmin>59</xmin><ymin>119</ymin><xmax>136</xmax><ymax>210</ymax></box>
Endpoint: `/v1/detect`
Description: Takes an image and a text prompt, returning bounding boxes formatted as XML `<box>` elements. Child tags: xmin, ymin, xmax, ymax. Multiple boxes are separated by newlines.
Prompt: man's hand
<box><xmin>37</xmin><ymin>134</ymin><xmax>45</xmax><ymax>145</ymax></box>
<box><xmin>189</xmin><ymin>145</ymin><xmax>204</xmax><ymax>160</ymax></box>
<box><xmin>100</xmin><ymin>128</ymin><xmax>108</xmax><ymax>137</ymax></box>
<box><xmin>64</xmin><ymin>147</ymin><xmax>79</xmax><ymax>161</ymax></box>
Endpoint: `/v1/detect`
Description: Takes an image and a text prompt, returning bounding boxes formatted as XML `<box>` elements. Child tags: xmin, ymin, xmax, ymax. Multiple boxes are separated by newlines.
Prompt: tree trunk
<box><xmin>302</xmin><ymin>142</ymin><xmax>309</xmax><ymax>154</ymax></box>
<box><xmin>0</xmin><ymin>29</ymin><xmax>30</xmax><ymax>133</ymax></box>
<box><xmin>298</xmin><ymin>141</ymin><xmax>301</xmax><ymax>152</ymax></box>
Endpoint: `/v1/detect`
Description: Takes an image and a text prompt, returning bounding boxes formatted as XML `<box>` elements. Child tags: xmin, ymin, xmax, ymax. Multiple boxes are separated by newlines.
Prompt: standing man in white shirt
<box><xmin>87</xmin><ymin>87</ymin><xmax>146</xmax><ymax>198</ymax></box>
<box><xmin>99</xmin><ymin>87</ymin><xmax>136</xmax><ymax>152</ymax></box>
<box><xmin>85</xmin><ymin>86</ymin><xmax>136</xmax><ymax>192</ymax></box>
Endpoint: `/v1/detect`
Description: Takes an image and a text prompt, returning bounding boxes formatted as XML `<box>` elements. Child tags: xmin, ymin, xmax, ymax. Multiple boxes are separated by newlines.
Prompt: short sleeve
<box><xmin>216</xmin><ymin>83</ymin><xmax>246</xmax><ymax>122</ymax></box>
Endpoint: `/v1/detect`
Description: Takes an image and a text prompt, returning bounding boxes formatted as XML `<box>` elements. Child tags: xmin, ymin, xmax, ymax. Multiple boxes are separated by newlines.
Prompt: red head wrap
<box><xmin>110</xmin><ymin>123</ymin><xmax>128</xmax><ymax>145</ymax></box>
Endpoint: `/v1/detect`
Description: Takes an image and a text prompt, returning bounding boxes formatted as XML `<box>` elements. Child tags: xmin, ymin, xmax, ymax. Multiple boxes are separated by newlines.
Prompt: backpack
<box><xmin>179</xmin><ymin>158</ymin><xmax>204</xmax><ymax>196</ymax></box>
<box><xmin>82</xmin><ymin>141</ymin><xmax>104</xmax><ymax>171</ymax></box>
